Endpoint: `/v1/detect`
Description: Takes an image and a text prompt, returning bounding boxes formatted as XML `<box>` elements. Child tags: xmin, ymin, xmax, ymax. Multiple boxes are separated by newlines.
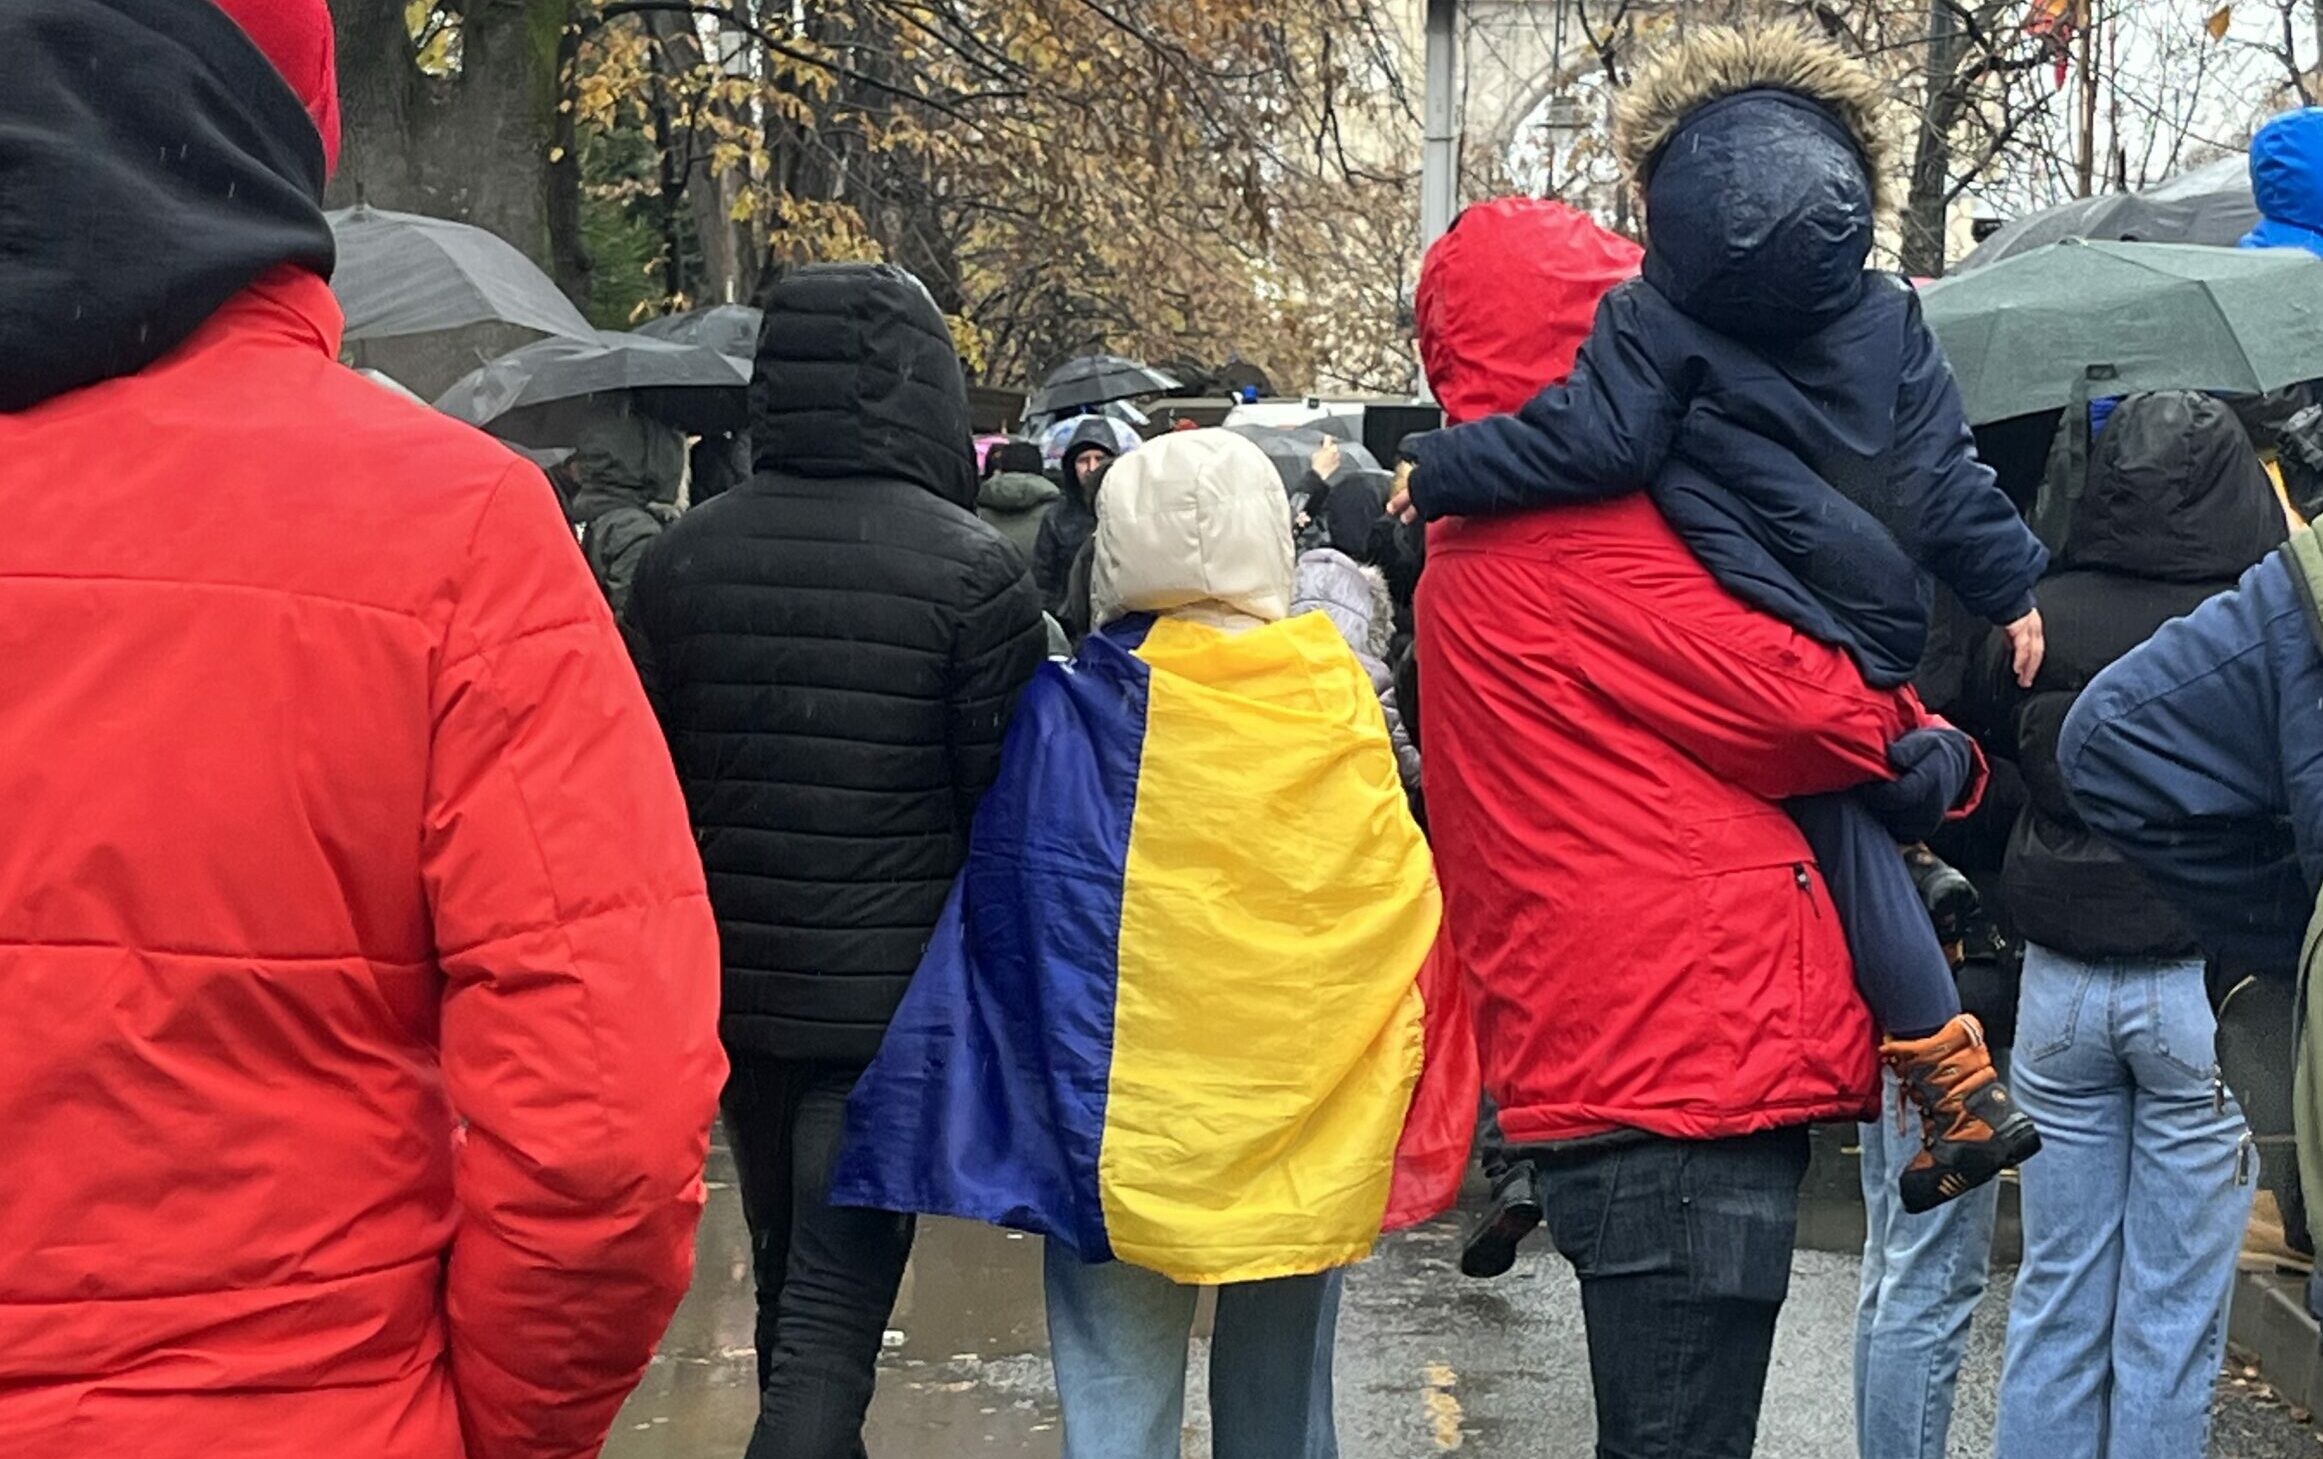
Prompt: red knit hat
<box><xmin>211</xmin><ymin>0</ymin><xmax>342</xmax><ymax>173</ymax></box>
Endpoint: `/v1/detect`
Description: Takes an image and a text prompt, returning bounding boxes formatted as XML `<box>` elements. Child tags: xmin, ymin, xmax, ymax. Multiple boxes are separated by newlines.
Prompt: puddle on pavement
<box><xmin>604</xmin><ymin>1142</ymin><xmax>1065</xmax><ymax>1459</ymax></box>
<box><xmin>603</xmin><ymin>1126</ymin><xmax>2020</xmax><ymax>1457</ymax></box>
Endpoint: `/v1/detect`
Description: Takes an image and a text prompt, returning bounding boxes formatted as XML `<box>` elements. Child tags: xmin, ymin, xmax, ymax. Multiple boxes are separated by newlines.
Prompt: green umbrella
<box><xmin>1918</xmin><ymin>239</ymin><xmax>2323</xmax><ymax>427</ymax></box>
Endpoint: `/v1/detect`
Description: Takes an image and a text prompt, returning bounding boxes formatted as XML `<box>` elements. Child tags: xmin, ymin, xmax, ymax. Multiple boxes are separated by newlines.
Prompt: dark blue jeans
<box><xmin>1537</xmin><ymin>1127</ymin><xmax>1812</xmax><ymax>1459</ymax></box>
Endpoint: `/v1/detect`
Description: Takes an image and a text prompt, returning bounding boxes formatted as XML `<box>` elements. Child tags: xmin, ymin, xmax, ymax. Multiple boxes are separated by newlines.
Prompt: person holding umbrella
<box><xmin>1036</xmin><ymin>416</ymin><xmax>1129</xmax><ymax>618</ymax></box>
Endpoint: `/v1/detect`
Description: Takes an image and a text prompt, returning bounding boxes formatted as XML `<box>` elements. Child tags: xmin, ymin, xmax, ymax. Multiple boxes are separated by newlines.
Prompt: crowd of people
<box><xmin>11</xmin><ymin>5</ymin><xmax>2323</xmax><ymax>1459</ymax></box>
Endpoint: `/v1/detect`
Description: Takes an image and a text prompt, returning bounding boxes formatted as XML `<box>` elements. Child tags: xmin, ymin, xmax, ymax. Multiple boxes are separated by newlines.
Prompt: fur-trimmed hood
<box><xmin>1614</xmin><ymin>24</ymin><xmax>1889</xmax><ymax>343</ymax></box>
<box><xmin>1292</xmin><ymin>548</ymin><xmax>1395</xmax><ymax>664</ymax></box>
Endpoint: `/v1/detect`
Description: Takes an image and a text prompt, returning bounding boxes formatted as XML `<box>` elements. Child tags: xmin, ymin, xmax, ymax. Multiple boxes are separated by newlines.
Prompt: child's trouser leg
<box><xmin>1787</xmin><ymin>791</ymin><xmax>2041</xmax><ymax>1213</ymax></box>
<box><xmin>1785</xmin><ymin>791</ymin><xmax>1960</xmax><ymax>1039</ymax></box>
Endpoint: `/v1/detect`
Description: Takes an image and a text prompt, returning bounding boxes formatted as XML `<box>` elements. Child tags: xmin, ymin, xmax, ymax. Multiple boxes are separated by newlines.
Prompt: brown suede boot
<box><xmin>1881</xmin><ymin>1014</ymin><xmax>2042</xmax><ymax>1214</ymax></box>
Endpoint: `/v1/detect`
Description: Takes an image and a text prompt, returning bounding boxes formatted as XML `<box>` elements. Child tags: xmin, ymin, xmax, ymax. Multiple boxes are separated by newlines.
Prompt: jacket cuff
<box><xmin>1404</xmin><ymin>430</ymin><xmax>1452</xmax><ymax>520</ymax></box>
<box><xmin>1988</xmin><ymin>590</ymin><xmax>2036</xmax><ymax>625</ymax></box>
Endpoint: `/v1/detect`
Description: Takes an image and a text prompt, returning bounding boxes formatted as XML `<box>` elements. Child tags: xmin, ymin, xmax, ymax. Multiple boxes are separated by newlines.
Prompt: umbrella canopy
<box><xmin>1227</xmin><ymin>424</ymin><xmax>1382</xmax><ymax>491</ymax></box>
<box><xmin>1038</xmin><ymin>414</ymin><xmax>1145</xmax><ymax>469</ymax></box>
<box><xmin>637</xmin><ymin>303</ymin><xmax>762</xmax><ymax>365</ymax></box>
<box><xmin>330</xmin><ymin>205</ymin><xmax>596</xmax><ymax>344</ymax></box>
<box><xmin>1918</xmin><ymin>240</ymin><xmax>2323</xmax><ymax>427</ymax></box>
<box><xmin>1956</xmin><ymin>155</ymin><xmax>2255</xmax><ymax>270</ymax></box>
<box><xmin>434</xmin><ymin>330</ymin><xmax>750</xmax><ymax>445</ymax></box>
<box><xmin>1030</xmin><ymin>355</ymin><xmax>1181</xmax><ymax>415</ymax></box>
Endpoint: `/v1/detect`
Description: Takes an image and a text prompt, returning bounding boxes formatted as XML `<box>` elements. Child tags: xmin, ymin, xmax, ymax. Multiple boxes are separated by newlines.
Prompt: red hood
<box><xmin>1416</xmin><ymin>198</ymin><xmax>1641</xmax><ymax>424</ymax></box>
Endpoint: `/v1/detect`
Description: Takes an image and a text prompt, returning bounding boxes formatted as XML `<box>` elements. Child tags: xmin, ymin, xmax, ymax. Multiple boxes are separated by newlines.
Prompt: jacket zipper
<box><xmin>1793</xmin><ymin>863</ymin><xmax>1822</xmax><ymax>917</ymax></box>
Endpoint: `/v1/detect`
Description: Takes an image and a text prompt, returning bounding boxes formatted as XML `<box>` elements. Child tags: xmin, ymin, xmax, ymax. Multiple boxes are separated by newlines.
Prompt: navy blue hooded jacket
<box><xmin>1407</xmin><ymin>91</ymin><xmax>2047</xmax><ymax>688</ymax></box>
<box><xmin>2061</xmin><ymin>544</ymin><xmax>2323</xmax><ymax>973</ymax></box>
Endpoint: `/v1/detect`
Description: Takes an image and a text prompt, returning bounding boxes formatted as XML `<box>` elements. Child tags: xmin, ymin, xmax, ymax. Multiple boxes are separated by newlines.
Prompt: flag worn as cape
<box><xmin>828</xmin><ymin>611</ymin><xmax>1473</xmax><ymax>1284</ymax></box>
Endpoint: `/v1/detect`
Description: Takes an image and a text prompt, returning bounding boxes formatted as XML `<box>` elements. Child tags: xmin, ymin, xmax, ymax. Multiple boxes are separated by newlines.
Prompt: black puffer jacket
<box><xmin>1968</xmin><ymin>392</ymin><xmax>2287</xmax><ymax>961</ymax></box>
<box><xmin>628</xmin><ymin>264</ymin><xmax>1046</xmax><ymax>1061</ymax></box>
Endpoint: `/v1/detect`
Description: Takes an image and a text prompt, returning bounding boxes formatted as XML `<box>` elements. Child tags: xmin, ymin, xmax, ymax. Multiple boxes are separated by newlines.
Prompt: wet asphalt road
<box><xmin>605</xmin><ymin>1136</ymin><xmax>2321</xmax><ymax>1458</ymax></box>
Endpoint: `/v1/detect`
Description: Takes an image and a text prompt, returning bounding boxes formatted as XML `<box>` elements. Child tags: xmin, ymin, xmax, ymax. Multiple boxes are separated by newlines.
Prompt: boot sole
<box><xmin>1460</xmin><ymin>1197</ymin><xmax>1544</xmax><ymax>1279</ymax></box>
<box><xmin>1898</xmin><ymin>1115</ymin><xmax>2042</xmax><ymax>1215</ymax></box>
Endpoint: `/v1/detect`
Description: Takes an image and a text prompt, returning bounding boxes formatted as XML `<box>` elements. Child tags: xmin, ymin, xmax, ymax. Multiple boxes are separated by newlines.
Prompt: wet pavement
<box><xmin>607</xmin><ymin>1134</ymin><xmax>2321</xmax><ymax>1458</ymax></box>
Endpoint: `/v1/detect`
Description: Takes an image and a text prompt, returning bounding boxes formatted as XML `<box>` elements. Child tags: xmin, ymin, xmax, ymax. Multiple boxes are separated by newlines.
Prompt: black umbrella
<box><xmin>1957</xmin><ymin>155</ymin><xmax>2255</xmax><ymax>271</ymax></box>
<box><xmin>1227</xmin><ymin>424</ymin><xmax>1382</xmax><ymax>491</ymax></box>
<box><xmin>1030</xmin><ymin>355</ymin><xmax>1182</xmax><ymax>415</ymax></box>
<box><xmin>637</xmin><ymin>303</ymin><xmax>761</xmax><ymax>366</ymax></box>
<box><xmin>329</xmin><ymin>205</ymin><xmax>597</xmax><ymax>343</ymax></box>
<box><xmin>434</xmin><ymin>331</ymin><xmax>750</xmax><ymax>446</ymax></box>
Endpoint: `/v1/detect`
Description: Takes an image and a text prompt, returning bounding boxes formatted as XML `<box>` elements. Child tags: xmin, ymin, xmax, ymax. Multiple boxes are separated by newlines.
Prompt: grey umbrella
<box><xmin>637</xmin><ymin>304</ymin><xmax>761</xmax><ymax>366</ymax></box>
<box><xmin>1919</xmin><ymin>239</ymin><xmax>2323</xmax><ymax>428</ymax></box>
<box><xmin>434</xmin><ymin>331</ymin><xmax>750</xmax><ymax>446</ymax></box>
<box><xmin>1030</xmin><ymin>355</ymin><xmax>1182</xmax><ymax>415</ymax></box>
<box><xmin>329</xmin><ymin>205</ymin><xmax>597</xmax><ymax>344</ymax></box>
<box><xmin>1227</xmin><ymin>424</ymin><xmax>1383</xmax><ymax>491</ymax></box>
<box><xmin>1956</xmin><ymin>155</ymin><xmax>2256</xmax><ymax>271</ymax></box>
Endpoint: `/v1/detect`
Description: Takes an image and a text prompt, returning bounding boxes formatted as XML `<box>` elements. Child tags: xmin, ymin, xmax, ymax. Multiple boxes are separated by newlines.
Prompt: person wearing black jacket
<box><xmin>626</xmin><ymin>262</ymin><xmax>1045</xmax><ymax>1459</ymax></box>
<box><xmin>1967</xmin><ymin>392</ymin><xmax>2287</xmax><ymax>1458</ymax></box>
<box><xmin>1033</xmin><ymin>416</ymin><xmax>1119</xmax><ymax>615</ymax></box>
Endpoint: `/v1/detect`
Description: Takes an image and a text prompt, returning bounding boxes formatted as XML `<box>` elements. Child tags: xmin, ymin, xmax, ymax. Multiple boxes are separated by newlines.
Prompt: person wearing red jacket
<box><xmin>1411</xmin><ymin>196</ymin><xmax>1974</xmax><ymax>1456</ymax></box>
<box><xmin>0</xmin><ymin>5</ymin><xmax>725</xmax><ymax>1459</ymax></box>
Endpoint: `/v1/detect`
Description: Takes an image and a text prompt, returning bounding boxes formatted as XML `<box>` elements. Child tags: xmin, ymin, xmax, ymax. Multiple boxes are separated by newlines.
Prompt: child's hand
<box><xmin>2004</xmin><ymin>608</ymin><xmax>2045</xmax><ymax>689</ymax></box>
<box><xmin>1387</xmin><ymin>460</ymin><xmax>1420</xmax><ymax>525</ymax></box>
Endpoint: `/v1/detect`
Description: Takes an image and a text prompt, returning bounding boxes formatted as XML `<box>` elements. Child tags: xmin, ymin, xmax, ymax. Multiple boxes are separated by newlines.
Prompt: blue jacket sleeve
<box><xmin>1895</xmin><ymin>298</ymin><xmax>2048</xmax><ymax>624</ymax></box>
<box><xmin>1405</xmin><ymin>287</ymin><xmax>1681</xmax><ymax>521</ymax></box>
<box><xmin>2060</xmin><ymin>554</ymin><xmax>2317</xmax><ymax>970</ymax></box>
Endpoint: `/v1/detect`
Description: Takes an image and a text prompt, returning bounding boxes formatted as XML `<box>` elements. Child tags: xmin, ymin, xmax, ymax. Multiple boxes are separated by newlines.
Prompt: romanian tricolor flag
<box><xmin>830</xmin><ymin>611</ymin><xmax>1474</xmax><ymax>1284</ymax></box>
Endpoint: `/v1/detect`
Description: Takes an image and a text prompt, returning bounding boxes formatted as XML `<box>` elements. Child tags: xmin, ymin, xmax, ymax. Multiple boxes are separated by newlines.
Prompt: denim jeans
<box><xmin>1042</xmin><ymin>1243</ymin><xmax>1341</xmax><ymax>1459</ymax></box>
<box><xmin>724</xmin><ymin>1054</ymin><xmax>918</xmax><ymax>1459</ymax></box>
<box><xmin>1996</xmin><ymin>946</ymin><xmax>2255</xmax><ymax>1459</ymax></box>
<box><xmin>1537</xmin><ymin>1126</ymin><xmax>1812</xmax><ymax>1459</ymax></box>
<box><xmin>1855</xmin><ymin>1065</ymin><xmax>2002</xmax><ymax>1459</ymax></box>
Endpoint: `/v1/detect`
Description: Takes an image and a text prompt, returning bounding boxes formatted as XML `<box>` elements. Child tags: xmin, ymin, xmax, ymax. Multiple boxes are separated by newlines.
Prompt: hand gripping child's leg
<box><xmin>1788</xmin><ymin>793</ymin><xmax>2042</xmax><ymax>1212</ymax></box>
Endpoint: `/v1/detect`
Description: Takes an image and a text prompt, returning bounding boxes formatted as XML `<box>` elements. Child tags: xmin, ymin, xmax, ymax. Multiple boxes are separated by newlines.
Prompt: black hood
<box><xmin>1641</xmin><ymin>90</ymin><xmax>1873</xmax><ymax>343</ymax></box>
<box><xmin>2065</xmin><ymin>391</ymin><xmax>2288</xmax><ymax>582</ymax></box>
<box><xmin>1059</xmin><ymin>416</ymin><xmax>1124</xmax><ymax>496</ymax></box>
<box><xmin>0</xmin><ymin>0</ymin><xmax>335</xmax><ymax>411</ymax></box>
<box><xmin>750</xmin><ymin>263</ymin><xmax>977</xmax><ymax>509</ymax></box>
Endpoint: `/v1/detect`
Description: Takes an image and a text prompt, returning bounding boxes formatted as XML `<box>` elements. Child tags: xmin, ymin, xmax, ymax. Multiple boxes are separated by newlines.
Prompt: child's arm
<box><xmin>1397</xmin><ymin>287</ymin><xmax>1684</xmax><ymax>522</ymax></box>
<box><xmin>1895</xmin><ymin>295</ymin><xmax>2050</xmax><ymax>669</ymax></box>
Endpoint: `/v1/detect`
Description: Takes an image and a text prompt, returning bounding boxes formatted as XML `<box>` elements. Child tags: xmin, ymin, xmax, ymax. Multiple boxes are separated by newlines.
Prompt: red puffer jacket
<box><xmin>0</xmin><ymin>270</ymin><xmax>725</xmax><ymax>1459</ymax></box>
<box><xmin>1416</xmin><ymin>199</ymin><xmax>1926</xmax><ymax>1144</ymax></box>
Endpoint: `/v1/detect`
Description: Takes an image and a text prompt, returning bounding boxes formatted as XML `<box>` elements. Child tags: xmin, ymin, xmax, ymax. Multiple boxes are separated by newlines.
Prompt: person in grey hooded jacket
<box><xmin>562</xmin><ymin>411</ymin><xmax>687</xmax><ymax>615</ymax></box>
<box><xmin>978</xmin><ymin>440</ymin><xmax>1062</xmax><ymax>561</ymax></box>
<box><xmin>1292</xmin><ymin>548</ymin><xmax>1421</xmax><ymax>793</ymax></box>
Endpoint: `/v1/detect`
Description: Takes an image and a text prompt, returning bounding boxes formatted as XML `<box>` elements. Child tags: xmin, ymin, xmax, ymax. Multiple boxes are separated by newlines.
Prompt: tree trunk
<box><xmin>1899</xmin><ymin>0</ymin><xmax>1967</xmax><ymax>278</ymax></box>
<box><xmin>326</xmin><ymin>0</ymin><xmax>574</xmax><ymax>296</ymax></box>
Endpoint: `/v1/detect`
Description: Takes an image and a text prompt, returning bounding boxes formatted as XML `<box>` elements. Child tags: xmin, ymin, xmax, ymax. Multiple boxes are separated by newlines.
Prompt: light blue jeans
<box><xmin>1042</xmin><ymin>1242</ymin><xmax>1342</xmax><ymax>1459</ymax></box>
<box><xmin>1855</xmin><ymin>1064</ymin><xmax>2002</xmax><ymax>1459</ymax></box>
<box><xmin>1996</xmin><ymin>945</ymin><xmax>2255</xmax><ymax>1459</ymax></box>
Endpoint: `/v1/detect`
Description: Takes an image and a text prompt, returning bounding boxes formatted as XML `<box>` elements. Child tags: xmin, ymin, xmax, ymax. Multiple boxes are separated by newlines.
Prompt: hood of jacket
<box><xmin>1616</xmin><ymin>25</ymin><xmax>1886</xmax><ymax>342</ymax></box>
<box><xmin>1416</xmin><ymin>199</ymin><xmax>1637</xmax><ymax>424</ymax></box>
<box><xmin>2248</xmin><ymin>108</ymin><xmax>2323</xmax><ymax>248</ymax></box>
<box><xmin>2063</xmin><ymin>391</ymin><xmax>2289</xmax><ymax>583</ymax></box>
<box><xmin>1292</xmin><ymin>549</ymin><xmax>1395</xmax><ymax>663</ymax></box>
<box><xmin>1059</xmin><ymin>415</ymin><xmax>1127</xmax><ymax>501</ymax></box>
<box><xmin>565</xmin><ymin>412</ymin><xmax>688</xmax><ymax>521</ymax></box>
<box><xmin>750</xmin><ymin>263</ymin><xmax>977</xmax><ymax>509</ymax></box>
<box><xmin>978</xmin><ymin>470</ymin><xmax>1061</xmax><ymax>516</ymax></box>
<box><xmin>1092</xmin><ymin>429</ymin><xmax>1293</xmax><ymax>630</ymax></box>
<box><xmin>0</xmin><ymin>0</ymin><xmax>336</xmax><ymax>411</ymax></box>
